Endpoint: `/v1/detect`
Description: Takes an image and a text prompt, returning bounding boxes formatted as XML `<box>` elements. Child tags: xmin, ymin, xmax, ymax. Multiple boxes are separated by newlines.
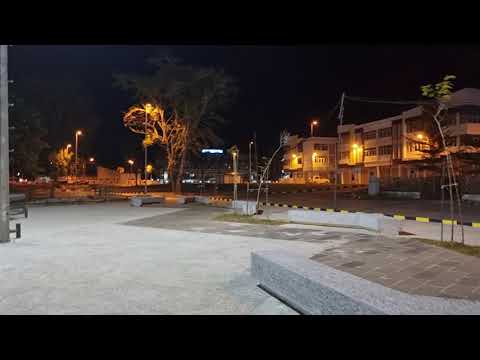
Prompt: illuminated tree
<box><xmin>49</xmin><ymin>145</ymin><xmax>73</xmax><ymax>177</ymax></box>
<box><xmin>123</xmin><ymin>104</ymin><xmax>187</xmax><ymax>189</ymax></box>
<box><xmin>115</xmin><ymin>52</ymin><xmax>236</xmax><ymax>193</ymax></box>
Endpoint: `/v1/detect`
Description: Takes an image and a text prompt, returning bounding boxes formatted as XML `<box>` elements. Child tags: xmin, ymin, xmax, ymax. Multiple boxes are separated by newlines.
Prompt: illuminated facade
<box><xmin>284</xmin><ymin>88</ymin><xmax>480</xmax><ymax>184</ymax></box>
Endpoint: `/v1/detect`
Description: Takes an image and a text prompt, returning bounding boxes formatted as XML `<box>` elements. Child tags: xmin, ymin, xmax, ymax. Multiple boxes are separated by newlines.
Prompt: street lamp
<box><xmin>128</xmin><ymin>159</ymin><xmax>134</xmax><ymax>173</ymax></box>
<box><xmin>75</xmin><ymin>130</ymin><xmax>82</xmax><ymax>182</ymax></box>
<box><xmin>143</xmin><ymin>103</ymin><xmax>153</xmax><ymax>194</ymax></box>
<box><xmin>89</xmin><ymin>157</ymin><xmax>95</xmax><ymax>163</ymax></box>
<box><xmin>310</xmin><ymin>120</ymin><xmax>319</xmax><ymax>137</ymax></box>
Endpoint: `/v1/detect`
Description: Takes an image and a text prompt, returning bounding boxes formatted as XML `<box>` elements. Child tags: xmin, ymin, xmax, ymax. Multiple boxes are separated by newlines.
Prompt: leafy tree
<box><xmin>48</xmin><ymin>145</ymin><xmax>73</xmax><ymax>177</ymax></box>
<box><xmin>10</xmin><ymin>95</ymin><xmax>49</xmax><ymax>179</ymax></box>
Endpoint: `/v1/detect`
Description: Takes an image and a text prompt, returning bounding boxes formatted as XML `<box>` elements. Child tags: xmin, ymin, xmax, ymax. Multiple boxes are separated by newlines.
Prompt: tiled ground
<box><xmin>122</xmin><ymin>204</ymin><xmax>480</xmax><ymax>301</ymax></box>
<box><xmin>310</xmin><ymin>237</ymin><xmax>480</xmax><ymax>301</ymax></box>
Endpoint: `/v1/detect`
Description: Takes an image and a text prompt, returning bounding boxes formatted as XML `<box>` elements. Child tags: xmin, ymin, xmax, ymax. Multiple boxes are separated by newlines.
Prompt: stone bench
<box><xmin>251</xmin><ymin>250</ymin><xmax>480</xmax><ymax>315</ymax></box>
<box><xmin>463</xmin><ymin>194</ymin><xmax>480</xmax><ymax>205</ymax></box>
<box><xmin>164</xmin><ymin>195</ymin><xmax>195</xmax><ymax>204</ymax></box>
<box><xmin>287</xmin><ymin>209</ymin><xmax>400</xmax><ymax>235</ymax></box>
<box><xmin>130</xmin><ymin>196</ymin><xmax>165</xmax><ymax>207</ymax></box>
<box><xmin>232</xmin><ymin>200</ymin><xmax>257</xmax><ymax>215</ymax></box>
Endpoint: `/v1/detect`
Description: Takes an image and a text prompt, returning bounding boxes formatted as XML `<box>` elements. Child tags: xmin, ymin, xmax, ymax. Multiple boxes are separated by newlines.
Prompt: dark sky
<box><xmin>10</xmin><ymin>45</ymin><xmax>480</xmax><ymax>167</ymax></box>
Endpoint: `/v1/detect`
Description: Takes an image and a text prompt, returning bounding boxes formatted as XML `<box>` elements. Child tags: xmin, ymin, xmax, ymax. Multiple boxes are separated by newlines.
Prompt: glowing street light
<box><xmin>75</xmin><ymin>130</ymin><xmax>83</xmax><ymax>182</ymax></box>
<box><xmin>417</xmin><ymin>133</ymin><xmax>424</xmax><ymax>140</ymax></box>
<box><xmin>310</xmin><ymin>120</ymin><xmax>319</xmax><ymax>137</ymax></box>
<box><xmin>89</xmin><ymin>157</ymin><xmax>95</xmax><ymax>163</ymax></box>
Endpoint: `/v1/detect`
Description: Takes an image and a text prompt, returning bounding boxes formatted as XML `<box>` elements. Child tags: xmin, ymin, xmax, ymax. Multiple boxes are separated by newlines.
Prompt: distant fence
<box><xmin>381</xmin><ymin>175</ymin><xmax>480</xmax><ymax>200</ymax></box>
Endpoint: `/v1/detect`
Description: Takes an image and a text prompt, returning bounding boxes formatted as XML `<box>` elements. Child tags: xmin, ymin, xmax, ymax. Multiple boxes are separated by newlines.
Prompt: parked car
<box><xmin>312</xmin><ymin>176</ymin><xmax>330</xmax><ymax>184</ymax></box>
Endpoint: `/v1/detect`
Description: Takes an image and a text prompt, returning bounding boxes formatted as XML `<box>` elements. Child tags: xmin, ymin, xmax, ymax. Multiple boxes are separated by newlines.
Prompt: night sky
<box><xmin>10</xmin><ymin>45</ymin><xmax>480</xmax><ymax>168</ymax></box>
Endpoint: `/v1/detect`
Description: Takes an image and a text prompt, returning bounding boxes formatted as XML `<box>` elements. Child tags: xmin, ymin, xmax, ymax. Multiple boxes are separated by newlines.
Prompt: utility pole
<box><xmin>0</xmin><ymin>45</ymin><xmax>10</xmax><ymax>243</ymax></box>
<box><xmin>253</xmin><ymin>132</ymin><xmax>258</xmax><ymax>183</ymax></box>
<box><xmin>334</xmin><ymin>92</ymin><xmax>345</xmax><ymax>210</ymax></box>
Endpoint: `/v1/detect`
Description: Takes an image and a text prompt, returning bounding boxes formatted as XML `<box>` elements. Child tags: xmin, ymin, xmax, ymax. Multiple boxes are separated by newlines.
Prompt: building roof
<box><xmin>446</xmin><ymin>88</ymin><xmax>480</xmax><ymax>108</ymax></box>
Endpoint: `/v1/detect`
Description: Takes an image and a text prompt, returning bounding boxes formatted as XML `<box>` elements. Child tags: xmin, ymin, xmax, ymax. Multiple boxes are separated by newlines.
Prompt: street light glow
<box><xmin>89</xmin><ymin>157</ymin><xmax>95</xmax><ymax>163</ymax></box>
<box><xmin>417</xmin><ymin>133</ymin><xmax>424</xmax><ymax>140</ymax></box>
<box><xmin>144</xmin><ymin>103</ymin><xmax>153</xmax><ymax>114</ymax></box>
<box><xmin>76</xmin><ymin>130</ymin><xmax>82</xmax><ymax>136</ymax></box>
<box><xmin>66</xmin><ymin>144</ymin><xmax>72</xmax><ymax>149</ymax></box>
<box><xmin>128</xmin><ymin>160</ymin><xmax>134</xmax><ymax>165</ymax></box>
<box><xmin>352</xmin><ymin>143</ymin><xmax>359</xmax><ymax>149</ymax></box>
<box><xmin>312</xmin><ymin>120</ymin><xmax>318</xmax><ymax>125</ymax></box>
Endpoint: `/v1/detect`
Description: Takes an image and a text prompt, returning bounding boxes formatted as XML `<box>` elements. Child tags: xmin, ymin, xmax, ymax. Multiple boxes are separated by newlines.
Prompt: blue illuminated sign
<box><xmin>201</xmin><ymin>149</ymin><xmax>224</xmax><ymax>154</ymax></box>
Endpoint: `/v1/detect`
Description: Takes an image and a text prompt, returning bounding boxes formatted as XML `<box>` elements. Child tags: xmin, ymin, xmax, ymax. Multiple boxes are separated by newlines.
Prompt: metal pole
<box><xmin>144</xmin><ymin>111</ymin><xmax>148</xmax><ymax>194</ymax></box>
<box><xmin>75</xmin><ymin>132</ymin><xmax>78</xmax><ymax>183</ymax></box>
<box><xmin>310</xmin><ymin>123</ymin><xmax>313</xmax><ymax>137</ymax></box>
<box><xmin>247</xmin><ymin>141</ymin><xmax>252</xmax><ymax>214</ymax></box>
<box><xmin>334</xmin><ymin>92</ymin><xmax>345</xmax><ymax>209</ymax></box>
<box><xmin>0</xmin><ymin>45</ymin><xmax>9</xmax><ymax>242</ymax></box>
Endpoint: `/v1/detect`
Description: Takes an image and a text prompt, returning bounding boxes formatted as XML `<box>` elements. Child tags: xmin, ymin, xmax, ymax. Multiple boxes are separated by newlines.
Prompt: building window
<box><xmin>378</xmin><ymin>127</ymin><xmax>392</xmax><ymax>138</ymax></box>
<box><xmin>340</xmin><ymin>151</ymin><xmax>349</xmax><ymax>160</ymax></box>
<box><xmin>297</xmin><ymin>157</ymin><xmax>302</xmax><ymax>165</ymax></box>
<box><xmin>313</xmin><ymin>155</ymin><xmax>327</xmax><ymax>164</ymax></box>
<box><xmin>364</xmin><ymin>147</ymin><xmax>377</xmax><ymax>157</ymax></box>
<box><xmin>406</xmin><ymin>119</ymin><xmax>423</xmax><ymax>133</ymax></box>
<box><xmin>364</xmin><ymin>130</ymin><xmax>376</xmax><ymax>140</ymax></box>
<box><xmin>340</xmin><ymin>132</ymin><xmax>350</xmax><ymax>144</ymax></box>
<box><xmin>460</xmin><ymin>111</ymin><xmax>480</xmax><ymax>124</ymax></box>
<box><xmin>378</xmin><ymin>145</ymin><xmax>392</xmax><ymax>155</ymax></box>
<box><xmin>297</xmin><ymin>143</ymin><xmax>303</xmax><ymax>152</ymax></box>
<box><xmin>314</xmin><ymin>143</ymin><xmax>329</xmax><ymax>151</ymax></box>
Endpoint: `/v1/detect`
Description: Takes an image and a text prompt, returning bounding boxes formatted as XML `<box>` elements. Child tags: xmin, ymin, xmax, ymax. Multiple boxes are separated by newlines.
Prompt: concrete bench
<box><xmin>463</xmin><ymin>194</ymin><xmax>480</xmax><ymax>205</ymax></box>
<box><xmin>251</xmin><ymin>250</ymin><xmax>480</xmax><ymax>315</ymax></box>
<box><xmin>232</xmin><ymin>200</ymin><xmax>257</xmax><ymax>216</ymax></box>
<box><xmin>9</xmin><ymin>193</ymin><xmax>28</xmax><ymax>219</ymax></box>
<box><xmin>165</xmin><ymin>195</ymin><xmax>195</xmax><ymax>205</ymax></box>
<box><xmin>381</xmin><ymin>191</ymin><xmax>421</xmax><ymax>199</ymax></box>
<box><xmin>287</xmin><ymin>209</ymin><xmax>400</xmax><ymax>235</ymax></box>
<box><xmin>130</xmin><ymin>196</ymin><xmax>165</xmax><ymax>207</ymax></box>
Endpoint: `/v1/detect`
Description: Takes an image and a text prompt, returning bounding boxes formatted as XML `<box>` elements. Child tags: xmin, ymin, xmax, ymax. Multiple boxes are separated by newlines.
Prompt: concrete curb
<box><xmin>251</xmin><ymin>250</ymin><xmax>480</xmax><ymax>315</ymax></box>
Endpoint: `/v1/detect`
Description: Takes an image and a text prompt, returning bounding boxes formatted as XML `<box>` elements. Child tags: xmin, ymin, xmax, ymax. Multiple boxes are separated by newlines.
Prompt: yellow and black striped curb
<box><xmin>208</xmin><ymin>196</ymin><xmax>232</xmax><ymax>202</ymax></box>
<box><xmin>261</xmin><ymin>202</ymin><xmax>480</xmax><ymax>228</ymax></box>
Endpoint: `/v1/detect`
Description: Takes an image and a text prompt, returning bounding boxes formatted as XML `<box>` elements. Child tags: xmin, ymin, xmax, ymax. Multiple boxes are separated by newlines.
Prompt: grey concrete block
<box><xmin>382</xmin><ymin>191</ymin><xmax>421</xmax><ymax>199</ymax></box>
<box><xmin>288</xmin><ymin>209</ymin><xmax>383</xmax><ymax>232</ymax></box>
<box><xmin>232</xmin><ymin>200</ymin><xmax>257</xmax><ymax>216</ymax></box>
<box><xmin>130</xmin><ymin>196</ymin><xmax>165</xmax><ymax>207</ymax></box>
<box><xmin>251</xmin><ymin>250</ymin><xmax>480</xmax><ymax>315</ymax></box>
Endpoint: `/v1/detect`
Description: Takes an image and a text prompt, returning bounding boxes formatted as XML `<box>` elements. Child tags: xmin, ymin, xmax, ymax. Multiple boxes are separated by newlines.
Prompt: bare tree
<box><xmin>123</xmin><ymin>104</ymin><xmax>186</xmax><ymax>191</ymax></box>
<box><xmin>255</xmin><ymin>131</ymin><xmax>289</xmax><ymax>213</ymax></box>
<box><xmin>421</xmin><ymin>75</ymin><xmax>464</xmax><ymax>243</ymax></box>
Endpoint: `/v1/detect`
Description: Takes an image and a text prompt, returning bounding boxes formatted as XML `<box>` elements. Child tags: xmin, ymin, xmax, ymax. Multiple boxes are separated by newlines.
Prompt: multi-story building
<box><xmin>338</xmin><ymin>88</ymin><xmax>480</xmax><ymax>184</ymax></box>
<box><xmin>282</xmin><ymin>135</ymin><xmax>337</xmax><ymax>183</ymax></box>
<box><xmin>283</xmin><ymin>88</ymin><xmax>480</xmax><ymax>184</ymax></box>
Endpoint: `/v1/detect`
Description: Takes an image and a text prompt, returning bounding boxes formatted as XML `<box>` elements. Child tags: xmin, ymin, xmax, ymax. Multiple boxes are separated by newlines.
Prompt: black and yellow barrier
<box><xmin>261</xmin><ymin>202</ymin><xmax>480</xmax><ymax>228</ymax></box>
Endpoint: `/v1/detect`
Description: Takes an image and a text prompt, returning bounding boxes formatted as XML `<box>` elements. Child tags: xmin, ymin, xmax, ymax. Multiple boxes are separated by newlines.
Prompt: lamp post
<box><xmin>143</xmin><ymin>103</ymin><xmax>153</xmax><ymax>194</ymax></box>
<box><xmin>247</xmin><ymin>141</ymin><xmax>253</xmax><ymax>211</ymax></box>
<box><xmin>75</xmin><ymin>130</ymin><xmax>82</xmax><ymax>183</ymax></box>
<box><xmin>310</xmin><ymin>120</ymin><xmax>318</xmax><ymax>137</ymax></box>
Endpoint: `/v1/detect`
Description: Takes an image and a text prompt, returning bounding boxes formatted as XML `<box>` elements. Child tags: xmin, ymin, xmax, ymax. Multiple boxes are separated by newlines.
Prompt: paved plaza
<box><xmin>1</xmin><ymin>201</ymin><xmax>480</xmax><ymax>314</ymax></box>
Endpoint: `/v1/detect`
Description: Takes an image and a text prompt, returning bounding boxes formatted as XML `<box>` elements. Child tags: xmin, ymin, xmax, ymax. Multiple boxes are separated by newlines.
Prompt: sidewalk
<box><xmin>258</xmin><ymin>206</ymin><xmax>480</xmax><ymax>246</ymax></box>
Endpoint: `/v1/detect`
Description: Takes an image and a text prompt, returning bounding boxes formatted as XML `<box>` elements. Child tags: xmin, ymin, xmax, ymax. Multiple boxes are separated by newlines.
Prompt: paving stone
<box><xmin>425</xmin><ymin>271</ymin><xmax>467</xmax><ymax>287</ymax></box>
<box><xmin>441</xmin><ymin>284</ymin><xmax>480</xmax><ymax>301</ymax></box>
<box><xmin>413</xmin><ymin>270</ymin><xmax>441</xmax><ymax>280</ymax></box>
<box><xmin>340</xmin><ymin>261</ymin><xmax>365</xmax><ymax>268</ymax></box>
<box><xmin>438</xmin><ymin>260</ymin><xmax>461</xmax><ymax>267</ymax></box>
<box><xmin>457</xmin><ymin>276</ymin><xmax>480</xmax><ymax>287</ymax></box>
<box><xmin>412</xmin><ymin>284</ymin><xmax>446</xmax><ymax>297</ymax></box>
<box><xmin>392</xmin><ymin>278</ymin><xmax>426</xmax><ymax>293</ymax></box>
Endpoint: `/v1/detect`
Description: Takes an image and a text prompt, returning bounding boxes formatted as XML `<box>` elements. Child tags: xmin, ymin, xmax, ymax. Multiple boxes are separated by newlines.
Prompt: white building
<box><xmin>283</xmin><ymin>88</ymin><xmax>480</xmax><ymax>185</ymax></box>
